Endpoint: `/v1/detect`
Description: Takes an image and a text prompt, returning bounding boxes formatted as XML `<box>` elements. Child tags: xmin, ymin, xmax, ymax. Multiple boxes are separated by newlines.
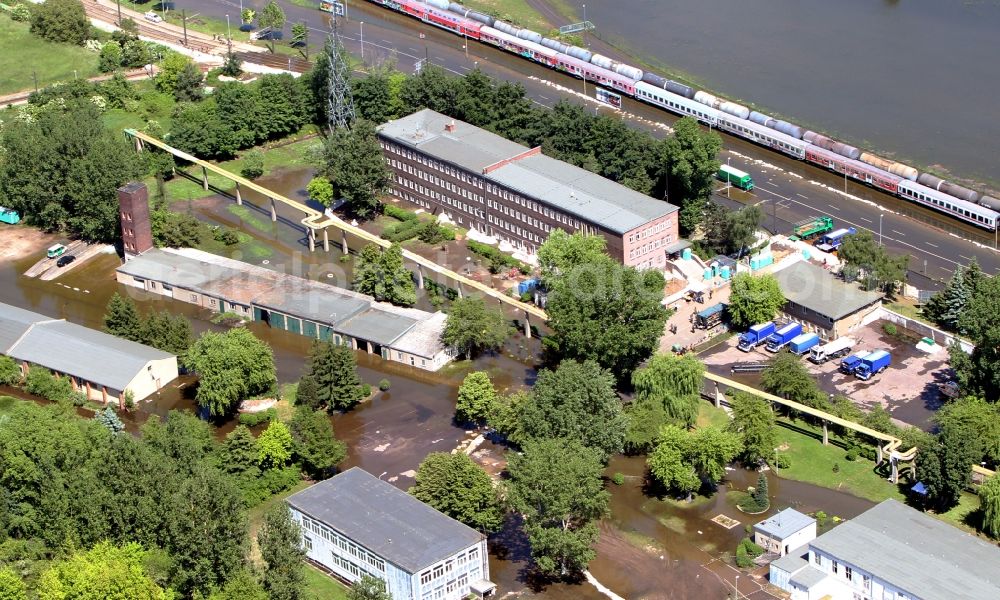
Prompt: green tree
<box><xmin>545</xmin><ymin>259</ymin><xmax>667</xmax><ymax>384</ymax></box>
<box><xmin>727</xmin><ymin>391</ymin><xmax>777</xmax><ymax>466</ymax></box>
<box><xmin>24</xmin><ymin>366</ymin><xmax>72</xmax><ymax>402</ymax></box>
<box><xmin>352</xmin><ymin>243</ymin><xmax>416</xmax><ymax>306</ymax></box>
<box><xmin>487</xmin><ymin>389</ymin><xmax>529</xmax><ymax>444</ymax></box>
<box><xmin>761</xmin><ymin>352</ymin><xmax>827</xmax><ymax>410</ymax></box>
<box><xmin>37</xmin><ymin>541</ymin><xmax>168</xmax><ymax>600</ymax></box>
<box><xmin>290</xmin><ymin>22</ymin><xmax>308</xmax><ymax>57</ymax></box>
<box><xmin>950</xmin><ymin>275</ymin><xmax>1000</xmax><ymax>402</ymax></box>
<box><xmin>399</xmin><ymin>65</ymin><xmax>461</xmax><ymax>114</ymax></box>
<box><xmin>155</xmin><ymin>53</ymin><xmax>195</xmax><ymax>95</ymax></box>
<box><xmin>208</xmin><ymin>570</ymin><xmax>268</xmax><ymax>600</ymax></box>
<box><xmin>751</xmin><ymin>472</ymin><xmax>769</xmax><ymax>510</ymax></box>
<box><xmin>257</xmin><ymin>74</ymin><xmax>308</xmax><ymax>139</ymax></box>
<box><xmin>95</xmin><ymin>406</ymin><xmax>125</xmax><ymax>434</ymax></box>
<box><xmin>916</xmin><ymin>428</ymin><xmax>980</xmax><ymax>513</ymax></box>
<box><xmin>455</xmin><ymin>371</ymin><xmax>498</xmax><ymax>425</ymax></box>
<box><xmin>174</xmin><ymin>61</ymin><xmax>205</xmax><ymax>102</ymax></box>
<box><xmin>258</xmin><ymin>1</ymin><xmax>286</xmax><ymax>53</ymax></box>
<box><xmin>295</xmin><ymin>375</ymin><xmax>321</xmax><ymax>410</ymax></box>
<box><xmin>322</xmin><ymin>120</ymin><xmax>392</xmax><ymax>218</ymax></box>
<box><xmin>166</xmin><ymin>467</ymin><xmax>248</xmax><ymax>596</ymax></box>
<box><xmin>30</xmin><ymin>0</ymin><xmax>88</xmax><ymax>45</ymax></box>
<box><xmin>701</xmin><ymin>203</ymin><xmax>763</xmax><ymax>257</ymax></box>
<box><xmin>258</xmin><ymin>506</ymin><xmax>305</xmax><ymax>600</ymax></box>
<box><xmin>411</xmin><ymin>452</ymin><xmax>503</xmax><ymax>533</ymax></box>
<box><xmin>306</xmin><ymin>176</ymin><xmax>335</xmax><ymax>206</ymax></box>
<box><xmin>648</xmin><ymin>424</ymin><xmax>741</xmax><ymax>496</ymax></box>
<box><xmin>221</xmin><ymin>425</ymin><xmax>260</xmax><ymax>477</ymax></box>
<box><xmin>0</xmin><ymin>100</ymin><xmax>141</xmax><ymax>241</ymax></box>
<box><xmin>304</xmin><ymin>341</ymin><xmax>365</xmax><ymax>411</ymax></box>
<box><xmin>0</xmin><ymin>356</ymin><xmax>22</xmax><ymax>386</ymax></box>
<box><xmin>351</xmin><ymin>71</ymin><xmax>393</xmax><ymax>124</ymax></box>
<box><xmin>658</xmin><ymin>117</ymin><xmax>722</xmax><ymax>234</ymax></box>
<box><xmin>923</xmin><ymin>262</ymin><xmax>972</xmax><ymax>331</ymax></box>
<box><xmin>240</xmin><ymin>149</ymin><xmax>265</xmax><ymax>180</ymax></box>
<box><xmin>290</xmin><ymin>406</ymin><xmax>347</xmax><ymax>479</ymax></box>
<box><xmin>935</xmin><ymin>396</ymin><xmax>1000</xmax><ymax>463</ymax></box>
<box><xmin>441</xmin><ymin>297</ymin><xmax>511</xmax><ymax>359</ymax></box>
<box><xmin>506</xmin><ymin>438</ymin><xmax>609</xmax><ymax>578</ymax></box>
<box><xmin>838</xmin><ymin>230</ymin><xmax>908</xmax><ymax>293</ymax></box>
<box><xmin>631</xmin><ymin>353</ymin><xmax>705</xmax><ymax>428</ymax></box>
<box><xmin>141</xmin><ymin>410</ymin><xmax>215</xmax><ymax>474</ymax></box>
<box><xmin>536</xmin><ymin>230</ymin><xmax>608</xmax><ymax>288</ymax></box>
<box><xmin>686</xmin><ymin>426</ymin><xmax>743</xmax><ymax>485</ymax></box>
<box><xmin>257</xmin><ymin>420</ymin><xmax>294</xmax><ymax>469</ymax></box>
<box><xmin>185</xmin><ymin>329</ymin><xmax>277</xmax><ymax>417</ymax></box>
<box><xmin>726</xmin><ymin>273</ymin><xmax>785</xmax><ymax>330</ymax></box>
<box><xmin>980</xmin><ymin>475</ymin><xmax>1000</xmax><ymax>539</ymax></box>
<box><xmin>623</xmin><ymin>396</ymin><xmax>671</xmax><ymax>455</ymax></box>
<box><xmin>221</xmin><ymin>51</ymin><xmax>243</xmax><ymax>78</ymax></box>
<box><xmin>519</xmin><ymin>360</ymin><xmax>626</xmax><ymax>461</ymax></box>
<box><xmin>103</xmin><ymin>292</ymin><xmax>143</xmax><ymax>341</ymax></box>
<box><xmin>346</xmin><ymin>576</ymin><xmax>390</xmax><ymax>600</ymax></box>
<box><xmin>0</xmin><ymin>568</ymin><xmax>26</xmax><ymax>600</ymax></box>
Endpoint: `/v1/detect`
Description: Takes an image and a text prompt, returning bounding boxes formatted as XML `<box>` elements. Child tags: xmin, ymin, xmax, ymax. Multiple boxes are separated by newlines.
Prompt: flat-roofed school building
<box><xmin>377</xmin><ymin>109</ymin><xmax>680</xmax><ymax>270</ymax></box>
<box><xmin>773</xmin><ymin>260</ymin><xmax>882</xmax><ymax>340</ymax></box>
<box><xmin>0</xmin><ymin>302</ymin><xmax>178</xmax><ymax>404</ymax></box>
<box><xmin>287</xmin><ymin>467</ymin><xmax>495</xmax><ymax>600</ymax></box>
<box><xmin>116</xmin><ymin>248</ymin><xmax>451</xmax><ymax>371</ymax></box>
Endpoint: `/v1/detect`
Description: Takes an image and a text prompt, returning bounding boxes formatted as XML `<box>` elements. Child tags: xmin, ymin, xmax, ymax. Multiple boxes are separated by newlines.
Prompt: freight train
<box><xmin>360</xmin><ymin>0</ymin><xmax>999</xmax><ymax>231</ymax></box>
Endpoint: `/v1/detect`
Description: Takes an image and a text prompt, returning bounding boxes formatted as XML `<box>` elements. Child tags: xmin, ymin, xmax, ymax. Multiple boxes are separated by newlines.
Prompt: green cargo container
<box><xmin>717</xmin><ymin>164</ymin><xmax>754</xmax><ymax>191</ymax></box>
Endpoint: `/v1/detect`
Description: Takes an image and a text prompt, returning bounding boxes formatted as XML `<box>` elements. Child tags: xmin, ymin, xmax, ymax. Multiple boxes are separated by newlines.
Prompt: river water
<box><xmin>583</xmin><ymin>0</ymin><xmax>1000</xmax><ymax>188</ymax></box>
<box><xmin>0</xmin><ymin>167</ymin><xmax>889</xmax><ymax>599</ymax></box>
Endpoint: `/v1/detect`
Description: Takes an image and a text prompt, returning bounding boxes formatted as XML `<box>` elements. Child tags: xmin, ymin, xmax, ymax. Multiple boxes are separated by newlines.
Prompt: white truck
<box><xmin>809</xmin><ymin>337</ymin><xmax>856</xmax><ymax>364</ymax></box>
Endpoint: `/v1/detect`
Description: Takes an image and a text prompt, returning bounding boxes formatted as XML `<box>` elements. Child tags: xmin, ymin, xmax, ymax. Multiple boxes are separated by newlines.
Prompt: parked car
<box><xmin>144</xmin><ymin>11</ymin><xmax>163</xmax><ymax>23</ymax></box>
<box><xmin>56</xmin><ymin>255</ymin><xmax>76</xmax><ymax>267</ymax></box>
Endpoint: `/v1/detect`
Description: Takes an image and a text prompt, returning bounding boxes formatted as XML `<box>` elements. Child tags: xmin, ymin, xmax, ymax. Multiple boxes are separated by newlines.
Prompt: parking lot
<box><xmin>701</xmin><ymin>319</ymin><xmax>952</xmax><ymax>431</ymax></box>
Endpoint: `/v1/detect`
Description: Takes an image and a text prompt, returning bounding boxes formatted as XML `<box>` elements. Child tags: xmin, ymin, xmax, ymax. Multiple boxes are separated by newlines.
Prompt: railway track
<box><xmin>81</xmin><ymin>0</ymin><xmax>311</xmax><ymax>72</ymax></box>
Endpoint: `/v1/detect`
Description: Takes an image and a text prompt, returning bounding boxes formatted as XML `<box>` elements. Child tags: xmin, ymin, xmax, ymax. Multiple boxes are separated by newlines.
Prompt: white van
<box><xmin>144</xmin><ymin>11</ymin><xmax>163</xmax><ymax>23</ymax></box>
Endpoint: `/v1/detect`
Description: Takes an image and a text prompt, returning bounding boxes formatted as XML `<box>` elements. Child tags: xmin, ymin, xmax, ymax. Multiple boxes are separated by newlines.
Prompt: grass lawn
<box><xmin>0</xmin><ymin>14</ymin><xmax>101</xmax><ymax>95</ymax></box>
<box><xmin>454</xmin><ymin>0</ymin><xmax>553</xmax><ymax>32</ymax></box>
<box><xmin>936</xmin><ymin>491</ymin><xmax>982</xmax><ymax>532</ymax></box>
<box><xmin>157</xmin><ymin>135</ymin><xmax>321</xmax><ymax>204</ymax></box>
<box><xmin>772</xmin><ymin>419</ymin><xmax>905</xmax><ymax>504</ymax></box>
<box><xmin>0</xmin><ymin>396</ymin><xmax>20</xmax><ymax>415</ymax></box>
<box><xmin>303</xmin><ymin>564</ymin><xmax>350</xmax><ymax>600</ymax></box>
<box><xmin>696</xmin><ymin>402</ymin><xmax>731</xmax><ymax>429</ymax></box>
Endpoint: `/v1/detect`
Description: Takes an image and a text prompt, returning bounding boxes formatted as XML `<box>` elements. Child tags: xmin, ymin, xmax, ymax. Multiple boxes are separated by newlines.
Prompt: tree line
<box><xmin>0</xmin><ymin>397</ymin><xmax>347</xmax><ymax>598</ymax></box>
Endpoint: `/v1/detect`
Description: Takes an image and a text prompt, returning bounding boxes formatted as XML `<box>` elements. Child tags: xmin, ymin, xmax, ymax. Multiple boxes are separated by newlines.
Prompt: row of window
<box><xmin>629</xmin><ymin>219</ymin><xmax>671</xmax><ymax>243</ymax></box>
<box><xmin>419</xmin><ymin>546</ymin><xmax>480</xmax><ymax>587</ymax></box>
<box><xmin>419</xmin><ymin>573</ymin><xmax>470</xmax><ymax>600</ymax></box>
<box><xmin>382</xmin><ymin>142</ymin><xmax>484</xmax><ymax>190</ymax></box>
<box><xmin>899</xmin><ymin>187</ymin><xmax>995</xmax><ymax>226</ymax></box>
<box><xmin>629</xmin><ymin>236</ymin><xmax>673</xmax><ymax>259</ymax></box>
<box><xmin>300</xmin><ymin>515</ymin><xmax>385</xmax><ymax>574</ymax></box>
<box><xmin>814</xmin><ymin>553</ymin><xmax>876</xmax><ymax>595</ymax></box>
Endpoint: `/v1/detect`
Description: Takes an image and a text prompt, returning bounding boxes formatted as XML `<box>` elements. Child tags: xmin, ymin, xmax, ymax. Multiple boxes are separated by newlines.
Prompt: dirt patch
<box><xmin>0</xmin><ymin>226</ymin><xmax>61</xmax><ymax>262</ymax></box>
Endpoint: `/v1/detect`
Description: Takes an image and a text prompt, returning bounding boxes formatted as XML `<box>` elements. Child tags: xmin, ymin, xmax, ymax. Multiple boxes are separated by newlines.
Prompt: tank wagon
<box><xmin>363</xmin><ymin>0</ymin><xmax>999</xmax><ymax>231</ymax></box>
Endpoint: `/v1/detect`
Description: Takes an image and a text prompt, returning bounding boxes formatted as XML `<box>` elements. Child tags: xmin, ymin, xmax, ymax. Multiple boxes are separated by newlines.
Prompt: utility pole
<box><xmin>181</xmin><ymin>9</ymin><xmax>188</xmax><ymax>46</ymax></box>
<box><xmin>116</xmin><ymin>0</ymin><xmax>122</xmax><ymax>25</ymax></box>
<box><xmin>359</xmin><ymin>21</ymin><xmax>364</xmax><ymax>64</ymax></box>
<box><xmin>325</xmin><ymin>14</ymin><xmax>356</xmax><ymax>130</ymax></box>
<box><xmin>879</xmin><ymin>213</ymin><xmax>883</xmax><ymax>246</ymax></box>
<box><xmin>32</xmin><ymin>71</ymin><xmax>38</xmax><ymax>93</ymax></box>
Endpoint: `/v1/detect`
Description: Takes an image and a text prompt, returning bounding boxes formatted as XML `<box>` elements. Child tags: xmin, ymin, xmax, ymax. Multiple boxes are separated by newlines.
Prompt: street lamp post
<box><xmin>226</xmin><ymin>14</ymin><xmax>231</xmax><ymax>42</ymax></box>
<box><xmin>360</xmin><ymin>21</ymin><xmax>364</xmax><ymax>63</ymax></box>
<box><xmin>582</xmin><ymin>4</ymin><xmax>587</xmax><ymax>47</ymax></box>
<box><xmin>879</xmin><ymin>213</ymin><xmax>883</xmax><ymax>246</ymax></box>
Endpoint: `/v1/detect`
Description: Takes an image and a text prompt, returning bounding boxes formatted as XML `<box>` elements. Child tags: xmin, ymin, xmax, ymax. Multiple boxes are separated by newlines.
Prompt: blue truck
<box><xmin>766</xmin><ymin>322</ymin><xmax>803</xmax><ymax>352</ymax></box>
<box><xmin>815</xmin><ymin>227</ymin><xmax>857</xmax><ymax>253</ymax></box>
<box><xmin>839</xmin><ymin>351</ymin><xmax>870</xmax><ymax>374</ymax></box>
<box><xmin>855</xmin><ymin>350</ymin><xmax>891</xmax><ymax>380</ymax></box>
<box><xmin>788</xmin><ymin>332</ymin><xmax>821</xmax><ymax>356</ymax></box>
<box><xmin>738</xmin><ymin>322</ymin><xmax>776</xmax><ymax>352</ymax></box>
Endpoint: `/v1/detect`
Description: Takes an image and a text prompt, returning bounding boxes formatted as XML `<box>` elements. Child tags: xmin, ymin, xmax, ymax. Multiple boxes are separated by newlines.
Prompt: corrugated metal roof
<box><xmin>286</xmin><ymin>467</ymin><xmax>484</xmax><ymax>573</ymax></box>
<box><xmin>810</xmin><ymin>499</ymin><xmax>1000</xmax><ymax>600</ymax></box>
<box><xmin>335</xmin><ymin>308</ymin><xmax>418</xmax><ymax>347</ymax></box>
<box><xmin>0</xmin><ymin>303</ymin><xmax>43</xmax><ymax>352</ymax></box>
<box><xmin>773</xmin><ymin>261</ymin><xmax>882</xmax><ymax>321</ymax></box>
<box><xmin>0</xmin><ymin>303</ymin><xmax>174</xmax><ymax>391</ymax></box>
<box><xmin>754</xmin><ymin>508</ymin><xmax>815</xmax><ymax>539</ymax></box>
<box><xmin>378</xmin><ymin>110</ymin><xmax>677</xmax><ymax>235</ymax></box>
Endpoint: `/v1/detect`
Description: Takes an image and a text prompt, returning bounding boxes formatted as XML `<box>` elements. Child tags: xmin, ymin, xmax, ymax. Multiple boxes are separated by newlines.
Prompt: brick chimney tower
<box><xmin>117</xmin><ymin>182</ymin><xmax>153</xmax><ymax>258</ymax></box>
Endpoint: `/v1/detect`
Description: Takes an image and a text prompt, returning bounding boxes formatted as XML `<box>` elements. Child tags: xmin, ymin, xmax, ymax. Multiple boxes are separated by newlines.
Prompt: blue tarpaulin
<box><xmin>911</xmin><ymin>482</ymin><xmax>928</xmax><ymax>496</ymax></box>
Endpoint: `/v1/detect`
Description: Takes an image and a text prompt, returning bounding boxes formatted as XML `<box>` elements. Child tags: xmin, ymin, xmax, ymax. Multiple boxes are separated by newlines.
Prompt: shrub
<box><xmin>384</xmin><ymin>205</ymin><xmax>418</xmax><ymax>222</ymax></box>
<box><xmin>832</xmin><ymin>463</ymin><xmax>840</xmax><ymax>473</ymax></box>
<box><xmin>25</xmin><ymin>367</ymin><xmax>72</xmax><ymax>402</ymax></box>
<box><xmin>240</xmin><ymin>149</ymin><xmax>265</xmax><ymax>180</ymax></box>
<box><xmin>360</xmin><ymin>383</ymin><xmax>372</xmax><ymax>398</ymax></box>
<box><xmin>378</xmin><ymin>378</ymin><xmax>391</xmax><ymax>391</ymax></box>
<box><xmin>735</xmin><ymin>543</ymin><xmax>752</xmax><ymax>568</ymax></box>
<box><xmin>11</xmin><ymin>3</ymin><xmax>31</xmax><ymax>22</ymax></box>
<box><xmin>0</xmin><ymin>356</ymin><xmax>21</xmax><ymax>386</ymax></box>
<box><xmin>773</xmin><ymin>454</ymin><xmax>791</xmax><ymax>469</ymax></box>
<box><xmin>845</xmin><ymin>447</ymin><xmax>860</xmax><ymax>462</ymax></box>
<box><xmin>213</xmin><ymin>226</ymin><xmax>241</xmax><ymax>245</ymax></box>
<box><xmin>416</xmin><ymin>221</ymin><xmax>454</xmax><ymax>244</ymax></box>
<box><xmin>612</xmin><ymin>472</ymin><xmax>625</xmax><ymax>486</ymax></box>
<box><xmin>882</xmin><ymin>322</ymin><xmax>898</xmax><ymax>336</ymax></box>
<box><xmin>238</xmin><ymin>407</ymin><xmax>278</xmax><ymax>427</ymax></box>
<box><xmin>739</xmin><ymin>537</ymin><xmax>765</xmax><ymax>559</ymax></box>
<box><xmin>467</xmin><ymin>240</ymin><xmax>528</xmax><ymax>273</ymax></box>
<box><xmin>381</xmin><ymin>219</ymin><xmax>422</xmax><ymax>243</ymax></box>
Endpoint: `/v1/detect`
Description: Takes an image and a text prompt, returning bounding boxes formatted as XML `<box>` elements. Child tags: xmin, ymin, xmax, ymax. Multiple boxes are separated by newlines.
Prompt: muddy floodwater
<box><xmin>584</xmin><ymin>0</ymin><xmax>1000</xmax><ymax>187</ymax></box>
<box><xmin>0</xmin><ymin>169</ymin><xmax>887</xmax><ymax>599</ymax></box>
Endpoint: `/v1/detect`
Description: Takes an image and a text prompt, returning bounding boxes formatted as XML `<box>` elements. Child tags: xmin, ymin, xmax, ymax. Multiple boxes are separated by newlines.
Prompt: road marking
<box><xmin>382</xmin><ymin>39</ymin><xmax>394</xmax><ymax>45</ymax></box>
<box><xmin>408</xmin><ymin>47</ymin><xmax>420</xmax><ymax>53</ymax></box>
<box><xmin>925</xmin><ymin>241</ymin><xmax>939</xmax><ymax>248</ymax></box>
<box><xmin>827</xmin><ymin>204</ymin><xmax>841</xmax><ymax>211</ymax></box>
<box><xmin>860</xmin><ymin>217</ymin><xmax>872</xmax><ymax>223</ymax></box>
<box><xmin>960</xmin><ymin>255</ymin><xmax>974</xmax><ymax>262</ymax></box>
<box><xmin>796</xmin><ymin>193</ymin><xmax>808</xmax><ymax>199</ymax></box>
<box><xmin>539</xmin><ymin>95</ymin><xmax>550</xmax><ymax>100</ymax></box>
<box><xmin>892</xmin><ymin>229</ymin><xmax>905</xmax><ymax>236</ymax></box>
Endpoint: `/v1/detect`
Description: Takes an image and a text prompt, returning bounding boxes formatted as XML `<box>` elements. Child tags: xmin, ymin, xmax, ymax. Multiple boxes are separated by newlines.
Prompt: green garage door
<box><xmin>270</xmin><ymin>313</ymin><xmax>286</xmax><ymax>330</ymax></box>
<box><xmin>303</xmin><ymin>321</ymin><xmax>317</xmax><ymax>339</ymax></box>
<box><xmin>319</xmin><ymin>326</ymin><xmax>333</xmax><ymax>341</ymax></box>
<box><xmin>286</xmin><ymin>317</ymin><xmax>302</xmax><ymax>335</ymax></box>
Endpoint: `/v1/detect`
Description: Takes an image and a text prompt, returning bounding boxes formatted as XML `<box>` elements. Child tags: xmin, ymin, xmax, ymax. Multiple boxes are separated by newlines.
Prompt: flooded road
<box><xmin>583</xmin><ymin>0</ymin><xmax>1000</xmax><ymax>188</ymax></box>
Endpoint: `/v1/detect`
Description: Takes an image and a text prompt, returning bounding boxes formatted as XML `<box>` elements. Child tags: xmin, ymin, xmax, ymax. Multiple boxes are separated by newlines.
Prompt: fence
<box><xmin>874</xmin><ymin>308</ymin><xmax>974</xmax><ymax>354</ymax></box>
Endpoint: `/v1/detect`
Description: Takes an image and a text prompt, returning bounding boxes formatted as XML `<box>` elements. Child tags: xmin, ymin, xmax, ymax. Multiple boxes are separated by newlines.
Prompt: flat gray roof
<box><xmin>789</xmin><ymin>565</ymin><xmax>828</xmax><ymax>589</ymax></box>
<box><xmin>286</xmin><ymin>467</ymin><xmax>484</xmax><ymax>574</ymax></box>
<box><xmin>0</xmin><ymin>303</ymin><xmax>174</xmax><ymax>391</ymax></box>
<box><xmin>810</xmin><ymin>499</ymin><xmax>1000</xmax><ymax>600</ymax></box>
<box><xmin>770</xmin><ymin>545</ymin><xmax>809</xmax><ymax>574</ymax></box>
<box><xmin>378</xmin><ymin>109</ymin><xmax>677</xmax><ymax>235</ymax></box>
<box><xmin>0</xmin><ymin>303</ymin><xmax>42</xmax><ymax>351</ymax></box>
<box><xmin>118</xmin><ymin>249</ymin><xmax>444</xmax><ymax>354</ymax></box>
<box><xmin>754</xmin><ymin>508</ymin><xmax>815</xmax><ymax>539</ymax></box>
<box><xmin>774</xmin><ymin>260</ymin><xmax>882</xmax><ymax>320</ymax></box>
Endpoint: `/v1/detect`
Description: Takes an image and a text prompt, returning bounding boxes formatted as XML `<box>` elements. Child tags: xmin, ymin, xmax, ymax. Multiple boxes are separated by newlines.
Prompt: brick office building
<box><xmin>377</xmin><ymin>109</ymin><xmax>680</xmax><ymax>269</ymax></box>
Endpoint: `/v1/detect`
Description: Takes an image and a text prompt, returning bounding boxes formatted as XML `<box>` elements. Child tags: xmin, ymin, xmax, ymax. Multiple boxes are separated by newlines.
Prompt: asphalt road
<box><xmin>168</xmin><ymin>0</ymin><xmax>1000</xmax><ymax>288</ymax></box>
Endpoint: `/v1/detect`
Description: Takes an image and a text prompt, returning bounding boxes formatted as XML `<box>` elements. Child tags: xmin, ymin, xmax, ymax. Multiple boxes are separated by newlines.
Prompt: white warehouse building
<box><xmin>286</xmin><ymin>467</ymin><xmax>495</xmax><ymax>600</ymax></box>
